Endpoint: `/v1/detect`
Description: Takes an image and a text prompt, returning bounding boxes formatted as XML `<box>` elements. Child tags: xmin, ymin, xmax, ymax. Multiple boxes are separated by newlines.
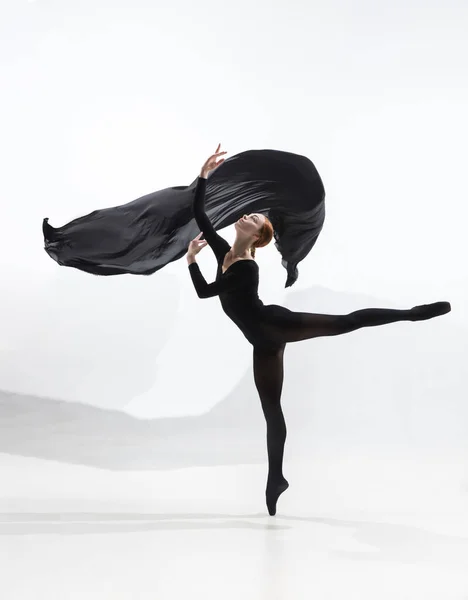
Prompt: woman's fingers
<box><xmin>211</xmin><ymin>150</ymin><xmax>227</xmax><ymax>159</ymax></box>
<box><xmin>201</xmin><ymin>147</ymin><xmax>227</xmax><ymax>178</ymax></box>
<box><xmin>204</xmin><ymin>147</ymin><xmax>226</xmax><ymax>165</ymax></box>
<box><xmin>190</xmin><ymin>234</ymin><xmax>207</xmax><ymax>247</ymax></box>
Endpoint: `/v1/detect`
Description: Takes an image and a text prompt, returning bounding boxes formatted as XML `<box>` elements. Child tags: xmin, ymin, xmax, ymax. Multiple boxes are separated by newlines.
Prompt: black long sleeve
<box><xmin>193</xmin><ymin>177</ymin><xmax>230</xmax><ymax>263</ymax></box>
<box><xmin>188</xmin><ymin>262</ymin><xmax>238</xmax><ymax>298</ymax></box>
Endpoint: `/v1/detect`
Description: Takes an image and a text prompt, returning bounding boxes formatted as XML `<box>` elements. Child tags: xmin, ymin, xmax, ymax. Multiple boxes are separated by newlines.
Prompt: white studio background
<box><xmin>0</xmin><ymin>1</ymin><xmax>466</xmax><ymax>437</ymax></box>
<box><xmin>1</xmin><ymin>3</ymin><xmax>468</xmax><ymax>600</ymax></box>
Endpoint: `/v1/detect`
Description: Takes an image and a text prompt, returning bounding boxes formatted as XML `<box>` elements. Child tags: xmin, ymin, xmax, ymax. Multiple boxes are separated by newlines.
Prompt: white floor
<box><xmin>1</xmin><ymin>452</ymin><xmax>468</xmax><ymax>600</ymax></box>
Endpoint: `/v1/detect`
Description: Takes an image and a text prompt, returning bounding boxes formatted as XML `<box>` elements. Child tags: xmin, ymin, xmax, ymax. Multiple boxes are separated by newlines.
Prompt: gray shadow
<box><xmin>1</xmin><ymin>510</ymin><xmax>467</xmax><ymax>568</ymax></box>
<box><xmin>275</xmin><ymin>514</ymin><xmax>468</xmax><ymax>566</ymax></box>
<box><xmin>0</xmin><ymin>285</ymin><xmax>465</xmax><ymax>470</ymax></box>
<box><xmin>0</xmin><ymin>512</ymin><xmax>286</xmax><ymax>535</ymax></box>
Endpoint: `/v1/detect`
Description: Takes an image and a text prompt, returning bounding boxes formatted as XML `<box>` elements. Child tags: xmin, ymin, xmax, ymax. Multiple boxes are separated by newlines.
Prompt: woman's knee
<box><xmin>335</xmin><ymin>313</ymin><xmax>357</xmax><ymax>334</ymax></box>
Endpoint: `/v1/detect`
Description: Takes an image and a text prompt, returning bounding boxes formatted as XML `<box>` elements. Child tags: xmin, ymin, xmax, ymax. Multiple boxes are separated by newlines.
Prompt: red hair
<box><xmin>250</xmin><ymin>217</ymin><xmax>274</xmax><ymax>258</ymax></box>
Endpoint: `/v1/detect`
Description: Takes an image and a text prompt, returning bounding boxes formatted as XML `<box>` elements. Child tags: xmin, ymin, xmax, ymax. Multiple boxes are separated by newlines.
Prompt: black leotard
<box><xmin>188</xmin><ymin>176</ymin><xmax>287</xmax><ymax>350</ymax></box>
<box><xmin>188</xmin><ymin>176</ymin><xmax>328</xmax><ymax>351</ymax></box>
<box><xmin>188</xmin><ymin>177</ymin><xmax>262</xmax><ymax>335</ymax></box>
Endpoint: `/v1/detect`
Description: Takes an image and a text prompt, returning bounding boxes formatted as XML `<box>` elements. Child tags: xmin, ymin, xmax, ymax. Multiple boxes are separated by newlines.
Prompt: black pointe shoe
<box><xmin>266</xmin><ymin>477</ymin><xmax>289</xmax><ymax>516</ymax></box>
<box><xmin>410</xmin><ymin>301</ymin><xmax>451</xmax><ymax>321</ymax></box>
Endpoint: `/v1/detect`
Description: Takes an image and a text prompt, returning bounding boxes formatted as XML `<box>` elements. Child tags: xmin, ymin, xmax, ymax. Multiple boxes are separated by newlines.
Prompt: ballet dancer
<box><xmin>186</xmin><ymin>144</ymin><xmax>451</xmax><ymax>516</ymax></box>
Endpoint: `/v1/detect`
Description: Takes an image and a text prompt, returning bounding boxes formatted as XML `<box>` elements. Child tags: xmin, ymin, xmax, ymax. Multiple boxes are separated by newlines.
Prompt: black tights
<box><xmin>252</xmin><ymin>302</ymin><xmax>450</xmax><ymax>515</ymax></box>
<box><xmin>253</xmin><ymin>345</ymin><xmax>287</xmax><ymax>516</ymax></box>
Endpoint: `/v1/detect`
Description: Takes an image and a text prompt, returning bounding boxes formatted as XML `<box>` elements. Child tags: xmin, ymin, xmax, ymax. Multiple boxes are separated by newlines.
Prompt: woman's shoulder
<box><xmin>234</xmin><ymin>258</ymin><xmax>258</xmax><ymax>270</ymax></box>
<box><xmin>222</xmin><ymin>258</ymin><xmax>258</xmax><ymax>276</ymax></box>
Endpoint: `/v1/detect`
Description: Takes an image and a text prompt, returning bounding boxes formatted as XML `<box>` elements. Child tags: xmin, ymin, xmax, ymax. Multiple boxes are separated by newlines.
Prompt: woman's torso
<box><xmin>217</xmin><ymin>258</ymin><xmax>264</xmax><ymax>328</ymax></box>
<box><xmin>216</xmin><ymin>260</ymin><xmax>294</xmax><ymax>349</ymax></box>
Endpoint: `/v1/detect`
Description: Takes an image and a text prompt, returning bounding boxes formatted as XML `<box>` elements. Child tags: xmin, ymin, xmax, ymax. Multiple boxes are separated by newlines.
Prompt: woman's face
<box><xmin>234</xmin><ymin>213</ymin><xmax>265</xmax><ymax>238</ymax></box>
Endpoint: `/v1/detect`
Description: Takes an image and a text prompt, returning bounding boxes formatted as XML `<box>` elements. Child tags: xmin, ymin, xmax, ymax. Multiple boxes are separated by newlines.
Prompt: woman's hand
<box><xmin>187</xmin><ymin>232</ymin><xmax>208</xmax><ymax>262</ymax></box>
<box><xmin>200</xmin><ymin>143</ymin><xmax>227</xmax><ymax>179</ymax></box>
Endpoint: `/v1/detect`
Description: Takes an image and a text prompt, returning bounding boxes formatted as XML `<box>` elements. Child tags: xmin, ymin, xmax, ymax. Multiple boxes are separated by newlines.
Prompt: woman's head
<box><xmin>234</xmin><ymin>213</ymin><xmax>274</xmax><ymax>257</ymax></box>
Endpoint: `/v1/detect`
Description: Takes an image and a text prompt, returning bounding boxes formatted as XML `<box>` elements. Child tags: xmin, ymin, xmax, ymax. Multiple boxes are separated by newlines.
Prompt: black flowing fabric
<box><xmin>42</xmin><ymin>149</ymin><xmax>326</xmax><ymax>287</ymax></box>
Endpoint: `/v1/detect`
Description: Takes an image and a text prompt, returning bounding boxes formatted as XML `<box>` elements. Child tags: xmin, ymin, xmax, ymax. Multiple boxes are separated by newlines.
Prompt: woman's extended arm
<box><xmin>192</xmin><ymin>176</ymin><xmax>230</xmax><ymax>262</ymax></box>
<box><xmin>193</xmin><ymin>145</ymin><xmax>230</xmax><ymax>262</ymax></box>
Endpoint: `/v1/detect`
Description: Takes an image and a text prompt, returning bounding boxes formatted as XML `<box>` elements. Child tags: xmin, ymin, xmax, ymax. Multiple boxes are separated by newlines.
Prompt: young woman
<box><xmin>187</xmin><ymin>144</ymin><xmax>451</xmax><ymax>516</ymax></box>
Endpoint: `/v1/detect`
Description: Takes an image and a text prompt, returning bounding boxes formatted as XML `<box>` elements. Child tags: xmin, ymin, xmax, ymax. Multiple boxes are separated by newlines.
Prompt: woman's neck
<box><xmin>230</xmin><ymin>238</ymin><xmax>252</xmax><ymax>259</ymax></box>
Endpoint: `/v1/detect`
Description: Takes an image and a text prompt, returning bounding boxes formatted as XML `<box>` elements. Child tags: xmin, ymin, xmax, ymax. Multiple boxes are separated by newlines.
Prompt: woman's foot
<box><xmin>410</xmin><ymin>301</ymin><xmax>451</xmax><ymax>321</ymax></box>
<box><xmin>266</xmin><ymin>477</ymin><xmax>289</xmax><ymax>516</ymax></box>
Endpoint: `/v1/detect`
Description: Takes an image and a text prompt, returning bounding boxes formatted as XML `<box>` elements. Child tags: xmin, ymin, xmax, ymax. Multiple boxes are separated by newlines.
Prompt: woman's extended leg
<box><xmin>253</xmin><ymin>345</ymin><xmax>290</xmax><ymax>516</ymax></box>
<box><xmin>265</xmin><ymin>301</ymin><xmax>451</xmax><ymax>344</ymax></box>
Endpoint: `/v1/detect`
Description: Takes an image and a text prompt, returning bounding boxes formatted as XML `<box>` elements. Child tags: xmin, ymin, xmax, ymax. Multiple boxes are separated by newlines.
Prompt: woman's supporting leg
<box><xmin>253</xmin><ymin>345</ymin><xmax>290</xmax><ymax>516</ymax></box>
<box><xmin>271</xmin><ymin>301</ymin><xmax>451</xmax><ymax>344</ymax></box>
